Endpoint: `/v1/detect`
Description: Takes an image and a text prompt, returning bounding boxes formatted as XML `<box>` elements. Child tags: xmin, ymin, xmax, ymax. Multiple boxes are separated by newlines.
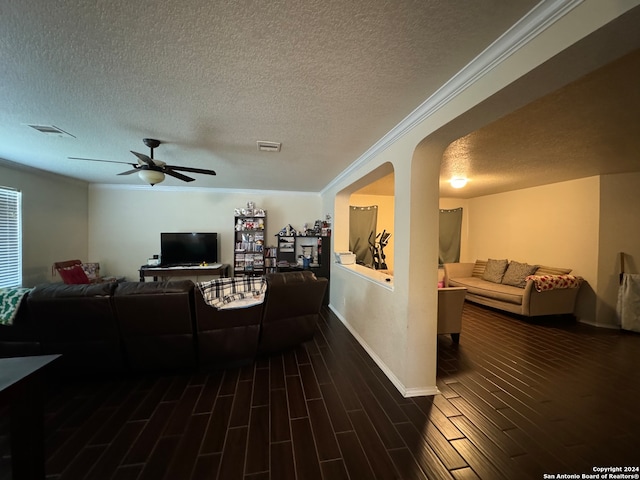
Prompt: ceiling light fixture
<box><xmin>138</xmin><ymin>169</ymin><xmax>165</xmax><ymax>186</ymax></box>
<box><xmin>450</xmin><ymin>177</ymin><xmax>468</xmax><ymax>188</ymax></box>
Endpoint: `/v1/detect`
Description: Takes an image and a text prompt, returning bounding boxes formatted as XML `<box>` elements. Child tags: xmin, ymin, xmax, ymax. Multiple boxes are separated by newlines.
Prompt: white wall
<box><xmin>327</xmin><ymin>137</ymin><xmax>442</xmax><ymax>397</ymax></box>
<box><xmin>0</xmin><ymin>162</ymin><xmax>89</xmax><ymax>286</ymax></box>
<box><xmin>464</xmin><ymin>177</ymin><xmax>600</xmax><ymax>323</ymax></box>
<box><xmin>466</xmin><ymin>177</ymin><xmax>599</xmax><ymax>276</ymax></box>
<box><xmin>88</xmin><ymin>185</ymin><xmax>322</xmax><ymax>281</ymax></box>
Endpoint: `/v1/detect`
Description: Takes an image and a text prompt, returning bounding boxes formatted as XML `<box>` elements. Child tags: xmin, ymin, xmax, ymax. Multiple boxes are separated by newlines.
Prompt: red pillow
<box><xmin>58</xmin><ymin>264</ymin><xmax>90</xmax><ymax>284</ymax></box>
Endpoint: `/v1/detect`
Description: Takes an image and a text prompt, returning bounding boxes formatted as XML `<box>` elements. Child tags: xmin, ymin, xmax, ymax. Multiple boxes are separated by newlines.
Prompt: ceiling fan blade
<box><xmin>165</xmin><ymin>169</ymin><xmax>195</xmax><ymax>182</ymax></box>
<box><xmin>68</xmin><ymin>157</ymin><xmax>136</xmax><ymax>167</ymax></box>
<box><xmin>130</xmin><ymin>151</ymin><xmax>156</xmax><ymax>166</ymax></box>
<box><xmin>165</xmin><ymin>165</ymin><xmax>217</xmax><ymax>175</ymax></box>
<box><xmin>117</xmin><ymin>168</ymin><xmax>140</xmax><ymax>176</ymax></box>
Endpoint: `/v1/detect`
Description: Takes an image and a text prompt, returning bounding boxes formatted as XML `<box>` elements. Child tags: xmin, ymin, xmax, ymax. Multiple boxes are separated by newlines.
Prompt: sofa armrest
<box><xmin>521</xmin><ymin>278</ymin><xmax>581</xmax><ymax>316</ymax></box>
<box><xmin>443</xmin><ymin>263</ymin><xmax>475</xmax><ymax>286</ymax></box>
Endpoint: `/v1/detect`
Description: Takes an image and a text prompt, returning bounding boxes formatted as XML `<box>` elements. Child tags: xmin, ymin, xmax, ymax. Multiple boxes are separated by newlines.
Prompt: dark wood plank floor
<box><xmin>4</xmin><ymin>302</ymin><xmax>640</xmax><ymax>479</ymax></box>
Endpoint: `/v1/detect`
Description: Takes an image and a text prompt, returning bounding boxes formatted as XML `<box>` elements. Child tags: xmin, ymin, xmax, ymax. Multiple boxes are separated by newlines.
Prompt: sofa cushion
<box><xmin>482</xmin><ymin>259</ymin><xmax>508</xmax><ymax>283</ymax></box>
<box><xmin>259</xmin><ymin>271</ymin><xmax>328</xmax><ymax>354</ymax></box>
<box><xmin>28</xmin><ymin>282</ymin><xmax>123</xmax><ymax>373</ymax></box>
<box><xmin>535</xmin><ymin>265</ymin><xmax>572</xmax><ymax>275</ymax></box>
<box><xmin>30</xmin><ymin>282</ymin><xmax>116</xmax><ymax>298</ymax></box>
<box><xmin>502</xmin><ymin>261</ymin><xmax>538</xmax><ymax>288</ymax></box>
<box><xmin>448</xmin><ymin>276</ymin><xmax>524</xmax><ymax>305</ymax></box>
<box><xmin>57</xmin><ymin>264</ymin><xmax>91</xmax><ymax>284</ymax></box>
<box><xmin>81</xmin><ymin>262</ymin><xmax>100</xmax><ymax>281</ymax></box>
<box><xmin>113</xmin><ymin>280</ymin><xmax>196</xmax><ymax>372</ymax></box>
<box><xmin>472</xmin><ymin>260</ymin><xmax>487</xmax><ymax>278</ymax></box>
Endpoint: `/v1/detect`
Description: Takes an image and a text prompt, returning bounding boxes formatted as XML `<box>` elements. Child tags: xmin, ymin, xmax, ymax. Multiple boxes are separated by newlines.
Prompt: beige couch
<box><xmin>444</xmin><ymin>260</ymin><xmax>582</xmax><ymax>317</ymax></box>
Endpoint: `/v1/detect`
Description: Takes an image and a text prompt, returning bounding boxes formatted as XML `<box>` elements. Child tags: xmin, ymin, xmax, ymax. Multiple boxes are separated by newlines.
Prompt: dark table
<box><xmin>1</xmin><ymin>354</ymin><xmax>60</xmax><ymax>480</ymax></box>
<box><xmin>139</xmin><ymin>263</ymin><xmax>230</xmax><ymax>282</ymax></box>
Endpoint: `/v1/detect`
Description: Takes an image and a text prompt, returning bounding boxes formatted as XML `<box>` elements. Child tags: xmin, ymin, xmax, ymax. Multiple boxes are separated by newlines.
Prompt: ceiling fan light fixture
<box><xmin>450</xmin><ymin>177</ymin><xmax>468</xmax><ymax>188</ymax></box>
<box><xmin>138</xmin><ymin>169</ymin><xmax>165</xmax><ymax>186</ymax></box>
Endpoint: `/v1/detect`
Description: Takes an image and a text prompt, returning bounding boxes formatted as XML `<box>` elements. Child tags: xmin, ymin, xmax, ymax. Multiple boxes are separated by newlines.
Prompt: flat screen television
<box><xmin>160</xmin><ymin>232</ymin><xmax>218</xmax><ymax>266</ymax></box>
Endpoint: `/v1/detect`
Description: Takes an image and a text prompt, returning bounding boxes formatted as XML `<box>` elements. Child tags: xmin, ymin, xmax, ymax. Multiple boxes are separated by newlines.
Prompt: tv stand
<box><xmin>139</xmin><ymin>263</ymin><xmax>230</xmax><ymax>282</ymax></box>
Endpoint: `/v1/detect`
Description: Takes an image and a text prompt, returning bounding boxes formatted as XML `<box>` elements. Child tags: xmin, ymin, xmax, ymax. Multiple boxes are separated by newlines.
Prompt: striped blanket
<box><xmin>198</xmin><ymin>276</ymin><xmax>266</xmax><ymax>309</ymax></box>
<box><xmin>0</xmin><ymin>287</ymin><xmax>31</xmax><ymax>326</ymax></box>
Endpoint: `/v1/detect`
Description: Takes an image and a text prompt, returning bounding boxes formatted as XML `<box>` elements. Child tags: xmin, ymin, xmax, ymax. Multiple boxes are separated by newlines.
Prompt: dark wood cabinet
<box><xmin>276</xmin><ymin>235</ymin><xmax>330</xmax><ymax>303</ymax></box>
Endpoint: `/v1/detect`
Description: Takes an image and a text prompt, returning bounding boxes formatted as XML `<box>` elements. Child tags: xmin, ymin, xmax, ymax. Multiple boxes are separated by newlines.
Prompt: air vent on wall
<box><xmin>256</xmin><ymin>141</ymin><xmax>281</xmax><ymax>152</ymax></box>
<box><xmin>27</xmin><ymin>124</ymin><xmax>75</xmax><ymax>138</ymax></box>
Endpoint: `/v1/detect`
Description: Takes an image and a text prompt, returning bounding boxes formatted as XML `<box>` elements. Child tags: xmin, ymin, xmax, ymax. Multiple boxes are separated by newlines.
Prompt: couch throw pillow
<box><xmin>535</xmin><ymin>265</ymin><xmax>572</xmax><ymax>276</ymax></box>
<box><xmin>472</xmin><ymin>260</ymin><xmax>487</xmax><ymax>278</ymax></box>
<box><xmin>482</xmin><ymin>258</ymin><xmax>509</xmax><ymax>283</ymax></box>
<box><xmin>502</xmin><ymin>261</ymin><xmax>539</xmax><ymax>288</ymax></box>
<box><xmin>58</xmin><ymin>264</ymin><xmax>90</xmax><ymax>284</ymax></box>
<box><xmin>81</xmin><ymin>262</ymin><xmax>100</xmax><ymax>280</ymax></box>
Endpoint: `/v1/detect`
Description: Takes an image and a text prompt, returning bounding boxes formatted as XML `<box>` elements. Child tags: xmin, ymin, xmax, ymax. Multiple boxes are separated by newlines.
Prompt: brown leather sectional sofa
<box><xmin>0</xmin><ymin>271</ymin><xmax>327</xmax><ymax>375</ymax></box>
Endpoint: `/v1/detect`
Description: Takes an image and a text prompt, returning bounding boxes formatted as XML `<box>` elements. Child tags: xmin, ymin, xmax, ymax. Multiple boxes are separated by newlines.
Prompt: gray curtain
<box><xmin>439</xmin><ymin>207</ymin><xmax>462</xmax><ymax>265</ymax></box>
<box><xmin>350</xmin><ymin>205</ymin><xmax>377</xmax><ymax>267</ymax></box>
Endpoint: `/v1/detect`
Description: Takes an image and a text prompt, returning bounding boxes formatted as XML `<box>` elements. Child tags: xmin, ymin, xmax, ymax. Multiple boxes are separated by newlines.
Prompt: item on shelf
<box><xmin>277</xmin><ymin>224</ymin><xmax>295</xmax><ymax>236</ymax></box>
<box><xmin>279</xmin><ymin>237</ymin><xmax>294</xmax><ymax>252</ymax></box>
<box><xmin>322</xmin><ymin>214</ymin><xmax>332</xmax><ymax>236</ymax></box>
<box><xmin>302</xmin><ymin>246</ymin><xmax>313</xmax><ymax>266</ymax></box>
<box><xmin>335</xmin><ymin>252</ymin><xmax>356</xmax><ymax>265</ymax></box>
<box><xmin>236</xmin><ymin>202</ymin><xmax>265</xmax><ymax>217</ymax></box>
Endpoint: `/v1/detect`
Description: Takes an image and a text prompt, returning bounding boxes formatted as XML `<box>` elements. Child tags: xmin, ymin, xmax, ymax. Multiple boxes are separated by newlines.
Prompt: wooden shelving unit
<box><xmin>233</xmin><ymin>210</ymin><xmax>266</xmax><ymax>276</ymax></box>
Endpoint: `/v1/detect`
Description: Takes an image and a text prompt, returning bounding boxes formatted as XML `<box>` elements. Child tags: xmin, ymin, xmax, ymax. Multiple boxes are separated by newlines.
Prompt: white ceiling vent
<box><xmin>257</xmin><ymin>141</ymin><xmax>281</xmax><ymax>152</ymax></box>
<box><xmin>27</xmin><ymin>124</ymin><xmax>75</xmax><ymax>138</ymax></box>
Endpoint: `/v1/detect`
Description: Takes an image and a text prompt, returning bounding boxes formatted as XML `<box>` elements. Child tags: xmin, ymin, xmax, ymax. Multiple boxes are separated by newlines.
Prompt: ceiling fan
<box><xmin>69</xmin><ymin>138</ymin><xmax>217</xmax><ymax>186</ymax></box>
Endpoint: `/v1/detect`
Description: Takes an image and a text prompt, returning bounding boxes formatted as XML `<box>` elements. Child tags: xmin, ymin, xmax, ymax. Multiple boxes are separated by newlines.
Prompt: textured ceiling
<box><xmin>1</xmin><ymin>1</ymin><xmax>638</xmax><ymax>195</ymax></box>
<box><xmin>440</xmin><ymin>46</ymin><xmax>640</xmax><ymax>198</ymax></box>
<box><xmin>0</xmin><ymin>0</ymin><xmax>538</xmax><ymax>190</ymax></box>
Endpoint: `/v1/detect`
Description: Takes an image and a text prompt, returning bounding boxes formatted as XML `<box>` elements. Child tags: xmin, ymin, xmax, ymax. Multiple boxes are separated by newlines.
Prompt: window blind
<box><xmin>0</xmin><ymin>186</ymin><xmax>22</xmax><ymax>287</ymax></box>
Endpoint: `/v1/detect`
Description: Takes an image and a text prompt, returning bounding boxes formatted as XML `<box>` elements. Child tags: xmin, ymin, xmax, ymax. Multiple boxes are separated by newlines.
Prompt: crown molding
<box><xmin>321</xmin><ymin>0</ymin><xmax>583</xmax><ymax>195</ymax></box>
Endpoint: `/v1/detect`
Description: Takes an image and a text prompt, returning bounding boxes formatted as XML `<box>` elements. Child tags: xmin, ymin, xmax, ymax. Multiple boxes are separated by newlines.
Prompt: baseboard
<box><xmin>328</xmin><ymin>304</ymin><xmax>438</xmax><ymax>398</ymax></box>
<box><xmin>405</xmin><ymin>385</ymin><xmax>440</xmax><ymax>397</ymax></box>
<box><xmin>578</xmin><ymin>318</ymin><xmax>620</xmax><ymax>330</ymax></box>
